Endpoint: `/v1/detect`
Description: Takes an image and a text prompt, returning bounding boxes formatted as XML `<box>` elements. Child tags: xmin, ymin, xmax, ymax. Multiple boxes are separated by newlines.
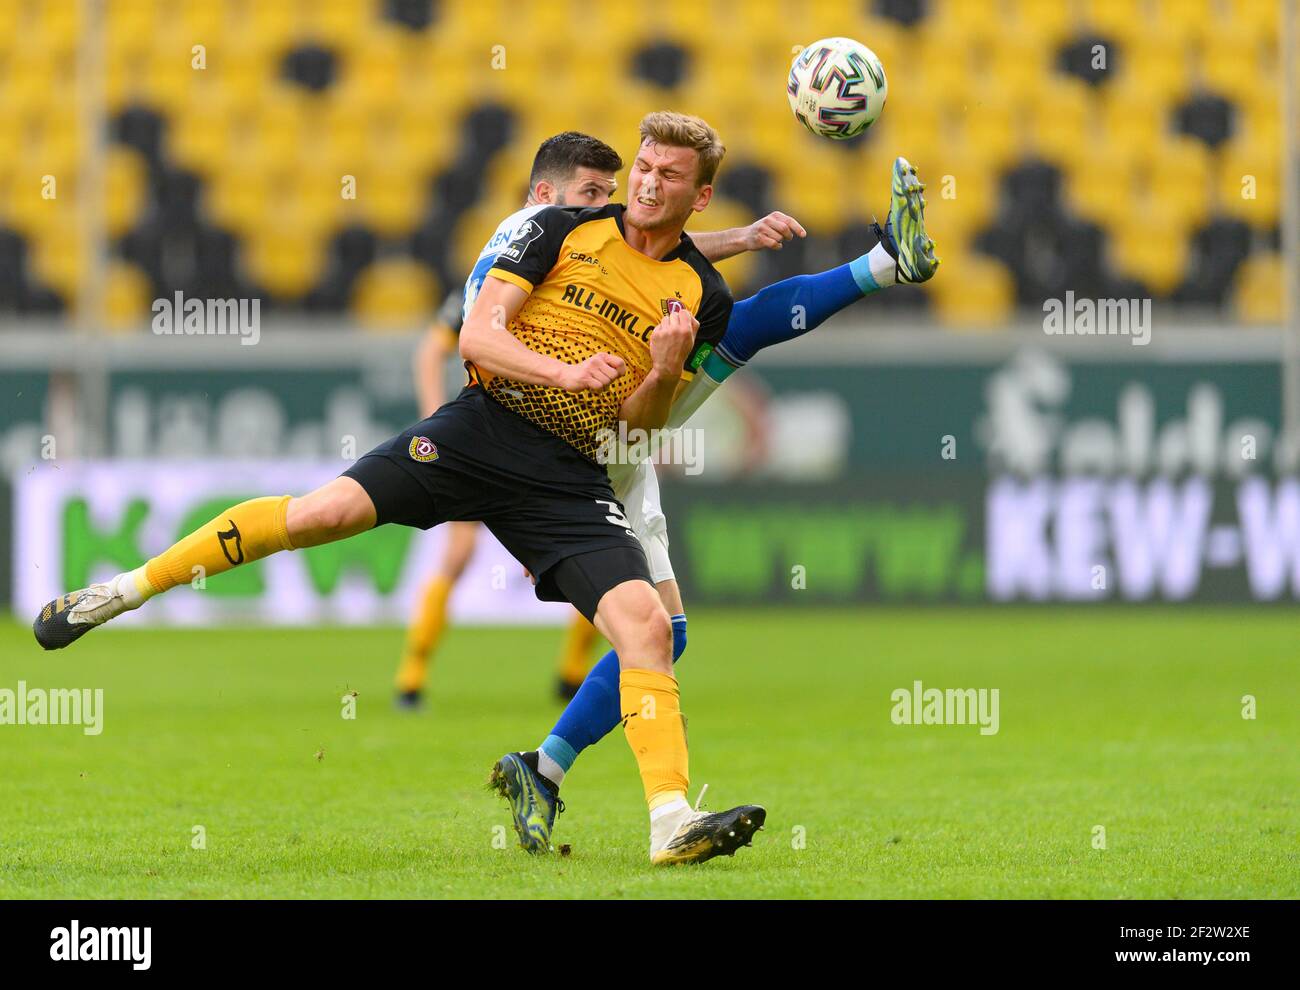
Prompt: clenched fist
<box><xmin>557</xmin><ymin>352</ymin><xmax>626</xmax><ymax>392</ymax></box>
<box><xmin>649</xmin><ymin>304</ymin><xmax>699</xmax><ymax>373</ymax></box>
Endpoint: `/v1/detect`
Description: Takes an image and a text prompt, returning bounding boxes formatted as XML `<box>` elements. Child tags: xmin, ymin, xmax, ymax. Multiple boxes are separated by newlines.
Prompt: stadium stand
<box><xmin>0</xmin><ymin>0</ymin><xmax>1284</xmax><ymax>328</ymax></box>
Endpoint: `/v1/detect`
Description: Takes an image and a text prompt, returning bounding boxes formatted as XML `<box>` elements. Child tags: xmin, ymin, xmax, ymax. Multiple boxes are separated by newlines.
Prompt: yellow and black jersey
<box><xmin>475</xmin><ymin>203</ymin><xmax>732</xmax><ymax>461</ymax></box>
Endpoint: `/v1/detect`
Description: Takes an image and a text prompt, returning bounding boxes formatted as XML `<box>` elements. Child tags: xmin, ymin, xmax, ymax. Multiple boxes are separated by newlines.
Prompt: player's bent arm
<box><xmin>459</xmin><ymin>277</ymin><xmax>625</xmax><ymax>392</ymax></box>
<box><xmin>458</xmin><ymin>276</ymin><xmax>558</xmax><ymax>385</ymax></box>
<box><xmin>691</xmin><ymin>212</ymin><xmax>807</xmax><ymax>263</ymax></box>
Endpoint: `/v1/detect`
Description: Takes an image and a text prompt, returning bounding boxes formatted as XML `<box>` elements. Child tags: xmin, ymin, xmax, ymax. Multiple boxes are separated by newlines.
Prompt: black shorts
<box><xmin>342</xmin><ymin>385</ymin><xmax>652</xmax><ymax>619</ymax></box>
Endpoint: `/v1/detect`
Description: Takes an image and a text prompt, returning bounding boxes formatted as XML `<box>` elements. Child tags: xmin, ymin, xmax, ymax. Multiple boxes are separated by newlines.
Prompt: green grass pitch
<box><xmin>0</xmin><ymin>608</ymin><xmax>1296</xmax><ymax>899</ymax></box>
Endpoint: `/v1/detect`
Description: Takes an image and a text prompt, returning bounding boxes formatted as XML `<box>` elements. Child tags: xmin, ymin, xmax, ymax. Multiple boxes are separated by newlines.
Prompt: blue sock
<box><xmin>540</xmin><ymin>614</ymin><xmax>687</xmax><ymax>783</ymax></box>
<box><xmin>717</xmin><ymin>261</ymin><xmax>878</xmax><ymax>366</ymax></box>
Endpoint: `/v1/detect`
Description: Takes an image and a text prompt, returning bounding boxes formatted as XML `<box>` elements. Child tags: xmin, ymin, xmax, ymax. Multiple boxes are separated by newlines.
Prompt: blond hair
<box><xmin>638</xmin><ymin>111</ymin><xmax>726</xmax><ymax>187</ymax></box>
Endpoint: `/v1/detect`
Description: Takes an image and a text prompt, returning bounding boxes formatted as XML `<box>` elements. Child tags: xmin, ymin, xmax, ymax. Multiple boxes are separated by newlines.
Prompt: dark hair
<box><xmin>528</xmin><ymin>131</ymin><xmax>623</xmax><ymax>189</ymax></box>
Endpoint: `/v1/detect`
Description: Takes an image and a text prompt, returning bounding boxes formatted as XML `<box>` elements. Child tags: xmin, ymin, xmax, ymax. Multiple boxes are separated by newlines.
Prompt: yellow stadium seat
<box><xmin>103</xmin><ymin>260</ymin><xmax>153</xmax><ymax>330</ymax></box>
<box><xmin>1202</xmin><ymin>25</ymin><xmax>1273</xmax><ymax>103</ymax></box>
<box><xmin>987</xmin><ymin>26</ymin><xmax>1052</xmax><ymax>97</ymax></box>
<box><xmin>1027</xmin><ymin>78</ymin><xmax>1093</xmax><ymax>167</ymax></box>
<box><xmin>1122</xmin><ymin>35</ymin><xmax>1192</xmax><ymax>103</ymax></box>
<box><xmin>1005</xmin><ymin>0</ymin><xmax>1075</xmax><ymax>45</ymax></box>
<box><xmin>1228</xmin><ymin>0</ymin><xmax>1280</xmax><ymax>42</ymax></box>
<box><xmin>1099</xmin><ymin>81</ymin><xmax>1166</xmax><ymax>163</ymax></box>
<box><xmin>205</xmin><ymin>169</ymin><xmax>269</xmax><ymax>239</ymax></box>
<box><xmin>1149</xmin><ymin>0</ymin><xmax>1215</xmax><ymax>45</ymax></box>
<box><xmin>353</xmin><ymin>165</ymin><xmax>426</xmax><ymax>238</ymax></box>
<box><xmin>308</xmin><ymin>0</ymin><xmax>372</xmax><ymax>48</ymax></box>
<box><xmin>917</xmin><ymin>151</ymin><xmax>996</xmax><ymax>241</ymax></box>
<box><xmin>352</xmin><ymin>259</ymin><xmax>440</xmax><ymax>330</ymax></box>
<box><xmin>1108</xmin><ymin>202</ymin><xmax>1191</xmax><ymax>295</ymax></box>
<box><xmin>1233</xmin><ymin>253</ymin><xmax>1283</xmax><ymax>324</ymax></box>
<box><xmin>930</xmin><ymin>249</ymin><xmax>1016</xmax><ymax>328</ymax></box>
<box><xmin>929</xmin><ymin>0</ymin><xmax>1007</xmax><ymax>45</ymax></box>
<box><xmin>168</xmin><ymin>91</ymin><xmax>234</xmax><ymax>177</ymax></box>
<box><xmin>957</xmin><ymin>94</ymin><xmax>1020</xmax><ymax>172</ymax></box>
<box><xmin>1234</xmin><ymin>98</ymin><xmax>1281</xmax><ymax>162</ymax></box>
<box><xmin>103</xmin><ymin>147</ymin><xmax>147</xmax><ymax>238</ymax></box>
<box><xmin>1215</xmin><ymin>149</ymin><xmax>1278</xmax><ymax>229</ymax></box>
<box><xmin>1144</xmin><ymin>135</ymin><xmax>1212</xmax><ymax>228</ymax></box>
<box><xmin>243</xmin><ymin>228</ymin><xmax>325</xmax><ymax>298</ymax></box>
<box><xmin>913</xmin><ymin>25</ymin><xmax>974</xmax><ymax>108</ymax></box>
<box><xmin>1083</xmin><ymin>0</ymin><xmax>1145</xmax><ymax>43</ymax></box>
<box><xmin>29</xmin><ymin>214</ymin><xmax>82</xmax><ymax>302</ymax></box>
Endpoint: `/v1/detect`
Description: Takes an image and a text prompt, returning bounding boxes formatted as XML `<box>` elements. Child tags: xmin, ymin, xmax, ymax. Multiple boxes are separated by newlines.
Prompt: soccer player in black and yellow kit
<box><xmin>393</xmin><ymin>131</ymin><xmax>801</xmax><ymax>710</ymax></box>
<box><xmin>34</xmin><ymin>112</ymin><xmax>765</xmax><ymax>866</ymax></box>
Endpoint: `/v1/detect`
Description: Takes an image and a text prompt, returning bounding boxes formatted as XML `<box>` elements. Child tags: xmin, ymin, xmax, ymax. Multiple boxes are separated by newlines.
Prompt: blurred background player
<box><xmin>393</xmin><ymin>283</ymin><xmax>604</xmax><ymax>709</ymax></box>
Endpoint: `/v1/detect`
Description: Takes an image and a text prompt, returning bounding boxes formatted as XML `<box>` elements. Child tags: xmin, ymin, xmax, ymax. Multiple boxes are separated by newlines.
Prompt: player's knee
<box><xmin>288</xmin><ymin>482</ymin><xmax>374</xmax><ymax>545</ymax></box>
<box><xmin>629</xmin><ymin>601</ymin><xmax>673</xmax><ymax>670</ymax></box>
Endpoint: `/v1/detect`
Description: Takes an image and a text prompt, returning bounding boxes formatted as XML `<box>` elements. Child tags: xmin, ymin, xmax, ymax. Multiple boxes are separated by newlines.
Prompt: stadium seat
<box><xmin>1108</xmin><ymin>203</ymin><xmax>1191</xmax><ymax>295</ymax></box>
<box><xmin>1232</xmin><ymin>252</ymin><xmax>1283</xmax><ymax>324</ymax></box>
<box><xmin>243</xmin><ymin>227</ymin><xmax>326</xmax><ymax>298</ymax></box>
<box><xmin>1215</xmin><ymin>148</ymin><xmax>1279</xmax><ymax>229</ymax></box>
<box><xmin>928</xmin><ymin>250</ymin><xmax>1016</xmax><ymax>327</ymax></box>
<box><xmin>351</xmin><ymin>257</ymin><xmax>439</xmax><ymax>328</ymax></box>
<box><xmin>0</xmin><ymin>0</ymin><xmax>1285</xmax><ymax>328</ymax></box>
<box><xmin>103</xmin><ymin>260</ymin><xmax>153</xmax><ymax>330</ymax></box>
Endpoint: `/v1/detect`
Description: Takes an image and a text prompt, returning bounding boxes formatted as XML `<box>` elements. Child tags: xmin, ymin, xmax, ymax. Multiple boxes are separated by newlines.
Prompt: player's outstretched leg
<box><xmin>882</xmin><ymin>155</ymin><xmax>939</xmax><ymax>284</ymax></box>
<box><xmin>32</xmin><ymin>477</ymin><xmax>376</xmax><ymax>650</ymax></box>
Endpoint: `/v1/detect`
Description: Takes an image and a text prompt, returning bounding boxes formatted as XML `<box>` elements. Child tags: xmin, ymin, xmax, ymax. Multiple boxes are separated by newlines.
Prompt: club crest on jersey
<box><xmin>408</xmin><ymin>436</ymin><xmax>439</xmax><ymax>463</ymax></box>
<box><xmin>660</xmin><ymin>293</ymin><xmax>685</xmax><ymax>316</ymax></box>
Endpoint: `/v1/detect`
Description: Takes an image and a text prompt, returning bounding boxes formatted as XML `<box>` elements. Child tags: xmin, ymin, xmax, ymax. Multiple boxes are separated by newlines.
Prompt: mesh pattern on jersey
<box><xmin>484</xmin><ymin>314</ymin><xmax>643</xmax><ymax>461</ymax></box>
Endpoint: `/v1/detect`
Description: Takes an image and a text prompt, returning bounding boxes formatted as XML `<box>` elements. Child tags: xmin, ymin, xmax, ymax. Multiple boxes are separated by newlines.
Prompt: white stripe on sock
<box><xmin>536</xmin><ymin>750</ymin><xmax>565</xmax><ymax>790</ymax></box>
<box><xmin>868</xmin><ymin>242</ymin><xmax>897</xmax><ymax>287</ymax></box>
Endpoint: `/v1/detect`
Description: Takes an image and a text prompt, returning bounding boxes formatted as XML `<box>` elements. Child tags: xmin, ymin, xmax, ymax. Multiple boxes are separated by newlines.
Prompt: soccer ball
<box><xmin>787</xmin><ymin>37</ymin><xmax>887</xmax><ymax>140</ymax></box>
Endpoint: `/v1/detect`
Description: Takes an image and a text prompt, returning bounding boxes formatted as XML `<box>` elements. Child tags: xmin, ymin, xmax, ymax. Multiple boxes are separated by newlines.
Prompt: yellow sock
<box><xmin>556</xmin><ymin>612</ymin><xmax>599</xmax><ymax>685</ymax></box>
<box><xmin>620</xmin><ymin>668</ymin><xmax>689</xmax><ymax>811</ymax></box>
<box><xmin>142</xmin><ymin>495</ymin><xmax>293</xmax><ymax>595</ymax></box>
<box><xmin>395</xmin><ymin>576</ymin><xmax>453</xmax><ymax>693</ymax></box>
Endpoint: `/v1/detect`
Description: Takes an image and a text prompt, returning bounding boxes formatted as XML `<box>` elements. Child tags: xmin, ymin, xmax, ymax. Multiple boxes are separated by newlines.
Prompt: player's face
<box><xmin>625</xmin><ymin>139</ymin><xmax>712</xmax><ymax>232</ymax></box>
<box><xmin>557</xmin><ymin>167</ymin><xmax>618</xmax><ymax>208</ymax></box>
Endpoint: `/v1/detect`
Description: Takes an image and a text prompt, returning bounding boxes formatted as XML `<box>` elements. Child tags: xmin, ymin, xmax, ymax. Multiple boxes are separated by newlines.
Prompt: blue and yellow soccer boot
<box><xmin>488</xmin><ymin>751</ymin><xmax>563</xmax><ymax>854</ymax></box>
<box><xmin>881</xmin><ymin>155</ymin><xmax>939</xmax><ymax>284</ymax></box>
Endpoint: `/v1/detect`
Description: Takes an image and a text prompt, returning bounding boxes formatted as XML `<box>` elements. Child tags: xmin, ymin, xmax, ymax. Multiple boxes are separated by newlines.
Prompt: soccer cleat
<box><xmin>649</xmin><ymin>803</ymin><xmax>766</xmax><ymax>866</ymax></box>
<box><xmin>555</xmin><ymin>676</ymin><xmax>582</xmax><ymax>702</ymax></box>
<box><xmin>883</xmin><ymin>156</ymin><xmax>939</xmax><ymax>284</ymax></box>
<box><xmin>488</xmin><ymin>751</ymin><xmax>563</xmax><ymax>854</ymax></box>
<box><xmin>33</xmin><ymin>573</ymin><xmax>137</xmax><ymax>651</ymax></box>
